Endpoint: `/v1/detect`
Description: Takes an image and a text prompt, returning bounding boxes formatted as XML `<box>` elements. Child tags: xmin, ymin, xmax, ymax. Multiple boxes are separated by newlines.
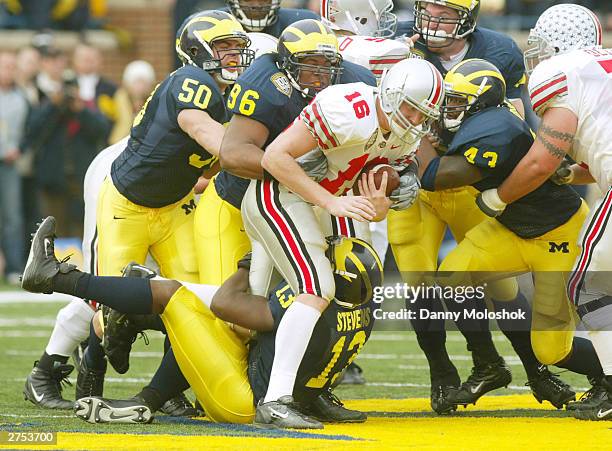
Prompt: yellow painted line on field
<box><xmin>3</xmin><ymin>395</ymin><xmax>611</xmax><ymax>450</ymax></box>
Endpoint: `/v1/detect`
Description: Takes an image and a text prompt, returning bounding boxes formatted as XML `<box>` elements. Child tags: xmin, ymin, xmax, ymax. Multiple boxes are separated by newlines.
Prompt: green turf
<box><xmin>0</xmin><ymin>295</ymin><xmax>588</xmax><ymax>435</ymax></box>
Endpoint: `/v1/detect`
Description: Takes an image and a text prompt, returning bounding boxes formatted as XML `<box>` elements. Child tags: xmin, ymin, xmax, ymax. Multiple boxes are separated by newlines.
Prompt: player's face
<box><xmin>397</xmin><ymin>102</ymin><xmax>425</xmax><ymax>127</ymax></box>
<box><xmin>213</xmin><ymin>38</ymin><xmax>249</xmax><ymax>73</ymax></box>
<box><xmin>297</xmin><ymin>55</ymin><xmax>334</xmax><ymax>92</ymax></box>
<box><xmin>418</xmin><ymin>3</ymin><xmax>461</xmax><ymax>50</ymax></box>
<box><xmin>238</xmin><ymin>0</ymin><xmax>272</xmax><ymax>20</ymax></box>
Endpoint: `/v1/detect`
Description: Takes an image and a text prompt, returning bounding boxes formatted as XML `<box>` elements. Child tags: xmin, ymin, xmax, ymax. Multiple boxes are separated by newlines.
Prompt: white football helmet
<box><xmin>247</xmin><ymin>32</ymin><xmax>278</xmax><ymax>59</ymax></box>
<box><xmin>226</xmin><ymin>0</ymin><xmax>281</xmax><ymax>32</ymax></box>
<box><xmin>321</xmin><ymin>0</ymin><xmax>397</xmax><ymax>38</ymax></box>
<box><xmin>524</xmin><ymin>4</ymin><xmax>602</xmax><ymax>75</ymax></box>
<box><xmin>379</xmin><ymin>59</ymin><xmax>444</xmax><ymax>145</ymax></box>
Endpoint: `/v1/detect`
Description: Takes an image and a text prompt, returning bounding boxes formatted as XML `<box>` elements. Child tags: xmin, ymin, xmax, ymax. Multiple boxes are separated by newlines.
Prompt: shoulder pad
<box><xmin>528</xmin><ymin>58</ymin><xmax>569</xmax><ymax>115</ymax></box>
<box><xmin>171</xmin><ymin>66</ymin><xmax>224</xmax><ymax>112</ymax></box>
<box><xmin>301</xmin><ymin>83</ymin><xmax>376</xmax><ymax>151</ymax></box>
<box><xmin>340</xmin><ymin>60</ymin><xmax>377</xmax><ymax>87</ymax></box>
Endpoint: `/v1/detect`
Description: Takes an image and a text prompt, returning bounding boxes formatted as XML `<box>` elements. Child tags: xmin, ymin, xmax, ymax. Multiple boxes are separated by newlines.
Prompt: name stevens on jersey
<box><xmin>336</xmin><ymin>306</ymin><xmax>371</xmax><ymax>332</ymax></box>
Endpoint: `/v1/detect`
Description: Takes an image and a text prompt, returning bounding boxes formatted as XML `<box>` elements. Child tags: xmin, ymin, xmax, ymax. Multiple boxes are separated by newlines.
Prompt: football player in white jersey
<box><xmin>321</xmin><ymin>0</ymin><xmax>421</xmax><ymax>267</ymax></box>
<box><xmin>321</xmin><ymin>0</ymin><xmax>411</xmax><ymax>79</ymax></box>
<box><xmin>242</xmin><ymin>58</ymin><xmax>444</xmax><ymax>428</ymax></box>
<box><xmin>475</xmin><ymin>4</ymin><xmax>612</xmax><ymax>421</ymax></box>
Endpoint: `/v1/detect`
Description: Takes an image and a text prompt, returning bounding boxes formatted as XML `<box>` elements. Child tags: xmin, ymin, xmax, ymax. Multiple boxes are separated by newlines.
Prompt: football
<box><xmin>353</xmin><ymin>163</ymin><xmax>400</xmax><ymax>197</ymax></box>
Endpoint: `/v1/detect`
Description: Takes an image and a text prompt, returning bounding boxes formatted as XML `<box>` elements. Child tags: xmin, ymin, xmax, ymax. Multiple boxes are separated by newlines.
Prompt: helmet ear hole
<box><xmin>189</xmin><ymin>47</ymin><xmax>198</xmax><ymax>57</ymax></box>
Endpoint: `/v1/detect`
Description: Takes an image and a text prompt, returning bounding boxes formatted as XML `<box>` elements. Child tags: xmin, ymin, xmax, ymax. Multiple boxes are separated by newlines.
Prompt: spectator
<box><xmin>0</xmin><ymin>51</ymin><xmax>28</xmax><ymax>284</ymax></box>
<box><xmin>24</xmin><ymin>45</ymin><xmax>112</xmax><ymax>238</ymax></box>
<box><xmin>15</xmin><ymin>45</ymin><xmax>42</xmax><ymax>263</ymax></box>
<box><xmin>16</xmin><ymin>46</ymin><xmax>41</xmax><ymax>105</ymax></box>
<box><xmin>109</xmin><ymin>60</ymin><xmax>156</xmax><ymax>144</ymax></box>
<box><xmin>0</xmin><ymin>0</ymin><xmax>102</xmax><ymax>30</ymax></box>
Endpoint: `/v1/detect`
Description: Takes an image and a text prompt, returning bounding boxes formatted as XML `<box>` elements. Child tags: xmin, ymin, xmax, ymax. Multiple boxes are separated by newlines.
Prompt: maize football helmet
<box><xmin>327</xmin><ymin>236</ymin><xmax>383</xmax><ymax>309</ymax></box>
<box><xmin>413</xmin><ymin>0</ymin><xmax>480</xmax><ymax>48</ymax></box>
<box><xmin>176</xmin><ymin>10</ymin><xmax>255</xmax><ymax>84</ymax></box>
<box><xmin>277</xmin><ymin>19</ymin><xmax>343</xmax><ymax>99</ymax></box>
<box><xmin>441</xmin><ymin>58</ymin><xmax>506</xmax><ymax>132</ymax></box>
<box><xmin>226</xmin><ymin>0</ymin><xmax>281</xmax><ymax>32</ymax></box>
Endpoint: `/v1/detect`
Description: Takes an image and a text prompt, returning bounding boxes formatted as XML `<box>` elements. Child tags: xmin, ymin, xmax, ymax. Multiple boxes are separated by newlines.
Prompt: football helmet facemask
<box><xmin>326</xmin><ymin>236</ymin><xmax>383</xmax><ymax>309</ymax></box>
<box><xmin>277</xmin><ymin>19</ymin><xmax>343</xmax><ymax>99</ymax></box>
<box><xmin>441</xmin><ymin>58</ymin><xmax>506</xmax><ymax>132</ymax></box>
<box><xmin>523</xmin><ymin>4</ymin><xmax>602</xmax><ymax>75</ymax></box>
<box><xmin>413</xmin><ymin>0</ymin><xmax>480</xmax><ymax>48</ymax></box>
<box><xmin>226</xmin><ymin>0</ymin><xmax>281</xmax><ymax>32</ymax></box>
<box><xmin>379</xmin><ymin>58</ymin><xmax>444</xmax><ymax>145</ymax></box>
<box><xmin>321</xmin><ymin>0</ymin><xmax>397</xmax><ymax>38</ymax></box>
<box><xmin>176</xmin><ymin>10</ymin><xmax>255</xmax><ymax>85</ymax></box>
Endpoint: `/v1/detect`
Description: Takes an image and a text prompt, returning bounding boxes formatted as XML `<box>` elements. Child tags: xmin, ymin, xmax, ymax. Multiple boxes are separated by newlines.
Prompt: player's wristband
<box><xmin>420</xmin><ymin>157</ymin><xmax>440</xmax><ymax>192</ymax></box>
<box><xmin>476</xmin><ymin>189</ymin><xmax>507</xmax><ymax>218</ymax></box>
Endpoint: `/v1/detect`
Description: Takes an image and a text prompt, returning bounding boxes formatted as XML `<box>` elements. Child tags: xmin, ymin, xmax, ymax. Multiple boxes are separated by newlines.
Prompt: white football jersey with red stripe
<box><xmin>337</xmin><ymin>35</ymin><xmax>411</xmax><ymax>80</ymax></box>
<box><xmin>301</xmin><ymin>82</ymin><xmax>418</xmax><ymax>196</ymax></box>
<box><xmin>528</xmin><ymin>48</ymin><xmax>612</xmax><ymax>191</ymax></box>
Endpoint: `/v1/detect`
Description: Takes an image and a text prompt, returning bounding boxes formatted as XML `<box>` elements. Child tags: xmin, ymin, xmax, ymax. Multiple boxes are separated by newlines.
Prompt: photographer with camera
<box><xmin>25</xmin><ymin>45</ymin><xmax>113</xmax><ymax>238</ymax></box>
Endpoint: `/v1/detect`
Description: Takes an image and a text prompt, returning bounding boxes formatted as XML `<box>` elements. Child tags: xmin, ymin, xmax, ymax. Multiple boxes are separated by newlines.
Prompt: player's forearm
<box><xmin>261</xmin><ymin>149</ymin><xmax>334</xmax><ymax>208</ymax></box>
<box><xmin>219</xmin><ymin>142</ymin><xmax>265</xmax><ymax>179</ymax></box>
<box><xmin>192</xmin><ymin>121</ymin><xmax>225</xmax><ymax>157</ymax></box>
<box><xmin>497</xmin><ymin>155</ymin><xmax>556</xmax><ymax>203</ymax></box>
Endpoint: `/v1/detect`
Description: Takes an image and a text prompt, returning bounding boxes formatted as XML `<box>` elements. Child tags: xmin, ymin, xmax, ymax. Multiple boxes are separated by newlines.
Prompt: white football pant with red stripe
<box><xmin>568</xmin><ymin>187</ymin><xmax>612</xmax><ymax>330</ymax></box>
<box><xmin>242</xmin><ymin>179</ymin><xmax>336</xmax><ymax>300</ymax></box>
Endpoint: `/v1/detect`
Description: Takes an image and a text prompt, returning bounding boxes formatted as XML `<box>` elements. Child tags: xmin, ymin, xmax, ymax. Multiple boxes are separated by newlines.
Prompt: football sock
<box><xmin>587</xmin><ymin>330</ymin><xmax>612</xmax><ymax>375</ymax></box>
<box><xmin>415</xmin><ymin>330</ymin><xmax>460</xmax><ymax>386</ymax></box>
<box><xmin>493</xmin><ymin>295</ymin><xmax>540</xmax><ymax>379</ymax></box>
<box><xmin>263</xmin><ymin>301</ymin><xmax>321</xmax><ymax>403</ymax></box>
<box><xmin>146</xmin><ymin>347</ymin><xmax>190</xmax><ymax>410</ymax></box>
<box><xmin>45</xmin><ymin>299</ymin><xmax>93</xmax><ymax>357</ymax></box>
<box><xmin>409</xmin><ymin>296</ymin><xmax>459</xmax><ymax>385</ymax></box>
<box><xmin>53</xmin><ymin>272</ymin><xmax>153</xmax><ymax>314</ymax></box>
<box><xmin>556</xmin><ymin>336</ymin><xmax>603</xmax><ymax>378</ymax></box>
<box><xmin>36</xmin><ymin>352</ymin><xmax>69</xmax><ymax>372</ymax></box>
<box><xmin>84</xmin><ymin>321</ymin><xmax>106</xmax><ymax>370</ymax></box>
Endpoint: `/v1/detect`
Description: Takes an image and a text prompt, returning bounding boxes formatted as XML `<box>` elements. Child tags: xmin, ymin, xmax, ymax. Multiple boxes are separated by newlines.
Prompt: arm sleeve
<box><xmin>503</xmin><ymin>43</ymin><xmax>527</xmax><ymax>99</ymax></box>
<box><xmin>455</xmin><ymin>140</ymin><xmax>512</xmax><ymax>177</ymax></box>
<box><xmin>528</xmin><ymin>64</ymin><xmax>571</xmax><ymax>116</ymax></box>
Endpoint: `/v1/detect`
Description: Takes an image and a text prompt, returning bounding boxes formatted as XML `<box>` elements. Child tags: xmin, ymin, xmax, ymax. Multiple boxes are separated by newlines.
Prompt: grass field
<box><xmin>1</xmin><ymin>293</ymin><xmax>611</xmax><ymax>450</ymax></box>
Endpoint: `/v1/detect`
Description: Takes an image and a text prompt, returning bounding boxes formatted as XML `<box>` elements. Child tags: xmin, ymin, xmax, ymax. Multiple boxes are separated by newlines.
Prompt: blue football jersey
<box><xmin>111</xmin><ymin>65</ymin><xmax>226</xmax><ymax>208</ymax></box>
<box><xmin>248</xmin><ymin>281</ymin><xmax>375</xmax><ymax>404</ymax></box>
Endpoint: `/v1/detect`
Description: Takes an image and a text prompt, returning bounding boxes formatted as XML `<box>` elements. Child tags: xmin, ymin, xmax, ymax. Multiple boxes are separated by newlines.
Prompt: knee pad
<box><xmin>531</xmin><ymin>330</ymin><xmax>572</xmax><ymax>365</ymax></box>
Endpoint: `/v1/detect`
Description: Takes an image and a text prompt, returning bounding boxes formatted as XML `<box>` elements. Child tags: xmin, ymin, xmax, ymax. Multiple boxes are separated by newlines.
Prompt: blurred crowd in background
<box><xmin>0</xmin><ymin>0</ymin><xmax>610</xmax><ymax>284</ymax></box>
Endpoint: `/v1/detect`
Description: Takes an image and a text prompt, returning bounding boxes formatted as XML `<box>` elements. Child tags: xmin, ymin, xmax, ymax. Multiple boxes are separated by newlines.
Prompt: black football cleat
<box><xmin>21</xmin><ymin>216</ymin><xmax>77</xmax><ymax>294</ymax></box>
<box><xmin>566</xmin><ymin>377</ymin><xmax>609</xmax><ymax>411</ymax></box>
<box><xmin>101</xmin><ymin>306</ymin><xmax>139</xmax><ymax>374</ymax></box>
<box><xmin>304</xmin><ymin>389</ymin><xmax>366</xmax><ymax>423</ymax></box>
<box><xmin>75</xmin><ymin>396</ymin><xmax>152</xmax><ymax>424</ymax></box>
<box><xmin>453</xmin><ymin>358</ymin><xmax>512</xmax><ymax>406</ymax></box>
<box><xmin>75</xmin><ymin>354</ymin><xmax>106</xmax><ymax>400</ymax></box>
<box><xmin>573</xmin><ymin>399</ymin><xmax>612</xmax><ymax>421</ymax></box>
<box><xmin>254</xmin><ymin>396</ymin><xmax>323</xmax><ymax>429</ymax></box>
<box><xmin>431</xmin><ymin>384</ymin><xmax>458</xmax><ymax>415</ymax></box>
<box><xmin>527</xmin><ymin>366</ymin><xmax>575</xmax><ymax>409</ymax></box>
<box><xmin>23</xmin><ymin>361</ymin><xmax>74</xmax><ymax>410</ymax></box>
<box><xmin>159</xmin><ymin>392</ymin><xmax>200</xmax><ymax>417</ymax></box>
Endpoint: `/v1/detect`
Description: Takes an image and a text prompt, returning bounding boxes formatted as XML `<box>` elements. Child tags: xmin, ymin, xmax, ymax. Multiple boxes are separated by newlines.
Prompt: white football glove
<box><xmin>475</xmin><ymin>189</ymin><xmax>507</xmax><ymax>217</ymax></box>
<box><xmin>297</xmin><ymin>148</ymin><xmax>328</xmax><ymax>182</ymax></box>
<box><xmin>390</xmin><ymin>161</ymin><xmax>420</xmax><ymax>211</ymax></box>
